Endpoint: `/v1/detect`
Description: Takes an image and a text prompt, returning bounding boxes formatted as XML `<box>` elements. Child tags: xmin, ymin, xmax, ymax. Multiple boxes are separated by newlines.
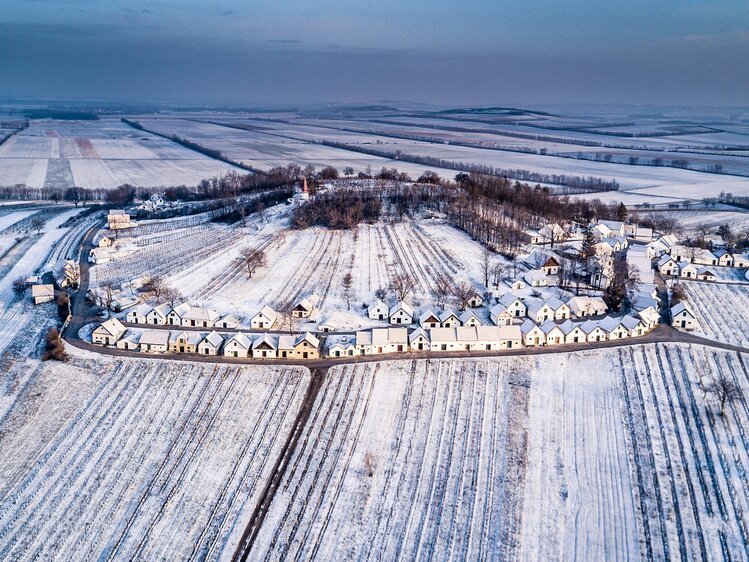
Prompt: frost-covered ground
<box><xmin>681</xmin><ymin>282</ymin><xmax>749</xmax><ymax>347</ymax></box>
<box><xmin>0</xmin><ymin>355</ymin><xmax>310</xmax><ymax>562</ymax></box>
<box><xmin>254</xmin><ymin>345</ymin><xmax>749</xmax><ymax>561</ymax></box>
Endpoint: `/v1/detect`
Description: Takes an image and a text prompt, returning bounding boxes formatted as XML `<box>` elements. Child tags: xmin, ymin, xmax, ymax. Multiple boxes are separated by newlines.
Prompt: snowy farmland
<box><xmin>0</xmin><ymin>355</ymin><xmax>310</xmax><ymax>562</ymax></box>
<box><xmin>0</xmin><ymin>119</ymin><xmax>239</xmax><ymax>188</ymax></box>
<box><xmin>680</xmin><ymin>282</ymin><xmax>749</xmax><ymax>347</ymax></box>
<box><xmin>253</xmin><ymin>345</ymin><xmax>749</xmax><ymax>561</ymax></box>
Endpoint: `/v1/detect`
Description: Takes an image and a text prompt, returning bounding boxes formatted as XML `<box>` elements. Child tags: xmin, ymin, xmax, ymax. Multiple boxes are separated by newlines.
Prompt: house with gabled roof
<box><xmin>198</xmin><ymin>331</ymin><xmax>224</xmax><ymax>355</ymax></box>
<box><xmin>409</xmin><ymin>327</ymin><xmax>430</xmax><ymax>351</ymax></box>
<box><xmin>539</xmin><ymin>320</ymin><xmax>565</xmax><ymax>345</ymax></box>
<box><xmin>498</xmin><ymin>325</ymin><xmax>522</xmax><ymax>349</ymax></box>
<box><xmin>580</xmin><ymin>320</ymin><xmax>607</xmax><ymax>342</ymax></box>
<box><xmin>520</xmin><ymin>320</ymin><xmax>546</xmax><ymax>347</ymax></box>
<box><xmin>292</xmin><ymin>297</ymin><xmax>314</xmax><ymax>318</ymax></box>
<box><xmin>146</xmin><ymin>303</ymin><xmax>171</xmax><ymax>325</ymax></box>
<box><xmin>525</xmin><ymin>298</ymin><xmax>554</xmax><ymax>323</ymax></box>
<box><xmin>621</xmin><ymin>315</ymin><xmax>645</xmax><ymax>337</ymax></box>
<box><xmin>439</xmin><ymin>309</ymin><xmax>461</xmax><ymax>328</ymax></box>
<box><xmin>127</xmin><ymin>303</ymin><xmax>152</xmax><ymax>324</ymax></box>
<box><xmin>419</xmin><ymin>310</ymin><xmax>440</xmax><ymax>330</ymax></box>
<box><xmin>278</xmin><ymin>334</ymin><xmax>297</xmax><ymax>359</ymax></box>
<box><xmin>92</xmin><ymin>318</ymin><xmax>127</xmax><ymax>345</ymax></box>
<box><xmin>292</xmin><ymin>332</ymin><xmax>321</xmax><ymax>359</ymax></box>
<box><xmin>169</xmin><ymin>331</ymin><xmax>201</xmax><ymax>353</ymax></box>
<box><xmin>695</xmin><ymin>267</ymin><xmax>716</xmax><ymax>281</ymax></box>
<box><xmin>498</xmin><ymin>293</ymin><xmax>526</xmax><ymax>318</ymax></box>
<box><xmin>328</xmin><ymin>337</ymin><xmax>356</xmax><ymax>358</ymax></box>
<box><xmin>559</xmin><ymin>320</ymin><xmax>586</xmax><ymax>344</ymax></box>
<box><xmin>671</xmin><ymin>302</ymin><xmax>699</xmax><ymax>330</ymax></box>
<box><xmin>31</xmin><ymin>284</ymin><xmax>55</xmax><ymax>305</ymax></box>
<box><xmin>567</xmin><ymin>296</ymin><xmax>607</xmax><ymax>318</ymax></box>
<box><xmin>167</xmin><ymin>303</ymin><xmax>191</xmax><ymax>325</ymax></box>
<box><xmin>467</xmin><ymin>292</ymin><xmax>484</xmax><ymax>308</ymax></box>
<box><xmin>216</xmin><ymin>314</ymin><xmax>241</xmax><ymax>329</ymax></box>
<box><xmin>224</xmin><ymin>332</ymin><xmax>252</xmax><ymax>358</ymax></box>
<box><xmin>459</xmin><ymin>309</ymin><xmax>483</xmax><ymax>327</ymax></box>
<box><xmin>251</xmin><ymin>306</ymin><xmax>277</xmax><ymax>330</ymax></box>
<box><xmin>139</xmin><ymin>330</ymin><xmax>169</xmax><ymax>353</ymax></box>
<box><xmin>430</xmin><ymin>327</ymin><xmax>459</xmax><ymax>352</ymax></box>
<box><xmin>489</xmin><ymin>303</ymin><xmax>514</xmax><ymax>326</ymax></box>
<box><xmin>116</xmin><ymin>330</ymin><xmax>141</xmax><ymax>350</ymax></box>
<box><xmin>182</xmin><ymin>306</ymin><xmax>220</xmax><ymax>328</ymax></box>
<box><xmin>599</xmin><ymin>316</ymin><xmax>628</xmax><ymax>339</ymax></box>
<box><xmin>638</xmin><ymin>307</ymin><xmax>660</xmax><ymax>331</ymax></box>
<box><xmin>541</xmin><ymin>256</ymin><xmax>561</xmax><ymax>275</ymax></box>
<box><xmin>252</xmin><ymin>334</ymin><xmax>277</xmax><ymax>359</ymax></box>
<box><xmin>546</xmin><ymin>297</ymin><xmax>571</xmax><ymax>320</ymax></box>
<box><xmin>524</xmin><ymin>269</ymin><xmax>548</xmax><ymax>287</ymax></box>
<box><xmin>713</xmin><ymin>249</ymin><xmax>734</xmax><ymax>267</ymax></box>
<box><xmin>368</xmin><ymin>299</ymin><xmax>389</xmax><ymax>321</ymax></box>
<box><xmin>389</xmin><ymin>301</ymin><xmax>414</xmax><ymax>325</ymax></box>
<box><xmin>657</xmin><ymin>255</ymin><xmax>679</xmax><ymax>276</ymax></box>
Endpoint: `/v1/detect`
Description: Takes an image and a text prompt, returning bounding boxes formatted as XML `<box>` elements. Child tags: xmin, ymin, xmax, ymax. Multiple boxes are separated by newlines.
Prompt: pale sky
<box><xmin>1</xmin><ymin>0</ymin><xmax>747</xmax><ymax>106</ymax></box>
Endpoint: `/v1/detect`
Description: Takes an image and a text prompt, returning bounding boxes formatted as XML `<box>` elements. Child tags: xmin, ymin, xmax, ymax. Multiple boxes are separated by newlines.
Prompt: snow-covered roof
<box><xmin>226</xmin><ymin>332</ymin><xmax>252</xmax><ymax>350</ymax></box>
<box><xmin>389</xmin><ymin>301</ymin><xmax>414</xmax><ymax>316</ymax></box>
<box><xmin>140</xmin><ymin>330</ymin><xmax>169</xmax><ymax>346</ymax></box>
<box><xmin>201</xmin><ymin>331</ymin><xmax>224</xmax><ymax>348</ymax></box>
<box><xmin>409</xmin><ymin>327</ymin><xmax>430</xmax><ymax>343</ymax></box>
<box><xmin>671</xmin><ymin>302</ymin><xmax>695</xmax><ymax>317</ymax></box>
<box><xmin>253</xmin><ymin>333</ymin><xmax>277</xmax><ymax>350</ymax></box>
<box><xmin>95</xmin><ymin>318</ymin><xmax>126</xmax><ymax>337</ymax></box>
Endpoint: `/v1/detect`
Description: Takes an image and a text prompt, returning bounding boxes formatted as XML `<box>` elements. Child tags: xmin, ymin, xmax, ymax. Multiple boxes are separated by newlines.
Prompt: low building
<box><xmin>521</xmin><ymin>320</ymin><xmax>546</xmax><ymax>347</ymax></box>
<box><xmin>31</xmin><ymin>284</ymin><xmax>55</xmax><ymax>305</ymax></box>
<box><xmin>291</xmin><ymin>332</ymin><xmax>321</xmax><ymax>359</ymax></box>
<box><xmin>167</xmin><ymin>303</ymin><xmax>191</xmax><ymax>325</ymax></box>
<box><xmin>560</xmin><ymin>320</ymin><xmax>587</xmax><ymax>344</ymax></box>
<box><xmin>524</xmin><ymin>269</ymin><xmax>548</xmax><ymax>287</ymax></box>
<box><xmin>547</xmin><ymin>297</ymin><xmax>571</xmax><ymax>321</ymax></box>
<box><xmin>497</xmin><ymin>293</ymin><xmax>526</xmax><ymax>319</ymax></box>
<box><xmin>126</xmin><ymin>303</ymin><xmax>152</xmax><ymax>324</ymax></box>
<box><xmin>328</xmin><ymin>336</ymin><xmax>356</xmax><ymax>358</ymax></box>
<box><xmin>368</xmin><ymin>299</ymin><xmax>389</xmax><ymax>321</ymax></box>
<box><xmin>116</xmin><ymin>330</ymin><xmax>141</xmax><ymax>350</ymax></box>
<box><xmin>389</xmin><ymin>301</ymin><xmax>414</xmax><ymax>325</ymax></box>
<box><xmin>657</xmin><ymin>255</ymin><xmax>679</xmax><ymax>276</ymax></box>
<box><xmin>108</xmin><ymin>209</ymin><xmax>132</xmax><ymax>230</ymax></box>
<box><xmin>580</xmin><ymin>320</ymin><xmax>607</xmax><ymax>342</ymax></box>
<box><xmin>224</xmin><ymin>333</ymin><xmax>252</xmax><ymax>358</ymax></box>
<box><xmin>439</xmin><ymin>310</ymin><xmax>461</xmax><ymax>328</ymax></box>
<box><xmin>622</xmin><ymin>315</ymin><xmax>646</xmax><ymax>337</ymax></box>
<box><xmin>467</xmin><ymin>292</ymin><xmax>484</xmax><ymax>308</ymax></box>
<box><xmin>459</xmin><ymin>309</ymin><xmax>482</xmax><ymax>328</ymax></box>
<box><xmin>429</xmin><ymin>327</ymin><xmax>459</xmax><ymax>352</ymax></box>
<box><xmin>198</xmin><ymin>331</ymin><xmax>224</xmax><ymax>355</ymax></box>
<box><xmin>139</xmin><ymin>330</ymin><xmax>169</xmax><ymax>353</ymax></box>
<box><xmin>599</xmin><ymin>316</ymin><xmax>629</xmax><ymax>339</ymax></box>
<box><xmin>168</xmin><ymin>331</ymin><xmax>201</xmax><ymax>353</ymax></box>
<box><xmin>567</xmin><ymin>296</ymin><xmax>607</xmax><ymax>318</ymax></box>
<box><xmin>419</xmin><ymin>310</ymin><xmax>441</xmax><ymax>330</ymax></box>
<box><xmin>671</xmin><ymin>302</ymin><xmax>699</xmax><ymax>330</ymax></box>
<box><xmin>252</xmin><ymin>334</ymin><xmax>277</xmax><ymax>359</ymax></box>
<box><xmin>638</xmin><ymin>307</ymin><xmax>660</xmax><ymax>331</ymax></box>
<box><xmin>409</xmin><ymin>327</ymin><xmax>431</xmax><ymax>351</ymax></box>
<box><xmin>181</xmin><ymin>306</ymin><xmax>220</xmax><ymax>328</ymax></box>
<box><xmin>541</xmin><ymin>256</ymin><xmax>561</xmax><ymax>275</ymax></box>
<box><xmin>251</xmin><ymin>306</ymin><xmax>278</xmax><ymax>330</ymax></box>
<box><xmin>525</xmin><ymin>299</ymin><xmax>554</xmax><ymax>323</ymax></box>
<box><xmin>489</xmin><ymin>303</ymin><xmax>514</xmax><ymax>326</ymax></box>
<box><xmin>146</xmin><ymin>304</ymin><xmax>171</xmax><ymax>325</ymax></box>
<box><xmin>216</xmin><ymin>314</ymin><xmax>241</xmax><ymax>329</ymax></box>
<box><xmin>89</xmin><ymin>247</ymin><xmax>113</xmax><ymax>264</ymax></box>
<box><xmin>292</xmin><ymin>298</ymin><xmax>314</xmax><ymax>318</ymax></box>
<box><xmin>539</xmin><ymin>320</ymin><xmax>565</xmax><ymax>345</ymax></box>
<box><xmin>92</xmin><ymin>318</ymin><xmax>127</xmax><ymax>345</ymax></box>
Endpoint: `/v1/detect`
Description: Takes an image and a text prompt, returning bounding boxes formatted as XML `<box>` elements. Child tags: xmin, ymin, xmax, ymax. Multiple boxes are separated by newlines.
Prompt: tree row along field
<box><xmin>681</xmin><ymin>282</ymin><xmax>749</xmax><ymax>348</ymax></box>
<box><xmin>0</xmin><ymin>357</ymin><xmax>310</xmax><ymax>562</ymax></box>
<box><xmin>252</xmin><ymin>344</ymin><xmax>749</xmax><ymax>561</ymax></box>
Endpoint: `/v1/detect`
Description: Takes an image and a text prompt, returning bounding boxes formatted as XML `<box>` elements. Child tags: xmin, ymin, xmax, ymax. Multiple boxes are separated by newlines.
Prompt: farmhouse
<box><xmin>389</xmin><ymin>301</ymin><xmax>414</xmax><ymax>325</ymax></box>
<box><xmin>252</xmin><ymin>334</ymin><xmax>277</xmax><ymax>359</ymax></box>
<box><xmin>198</xmin><ymin>331</ymin><xmax>224</xmax><ymax>355</ymax></box>
<box><xmin>439</xmin><ymin>310</ymin><xmax>461</xmax><ymax>328</ymax></box>
<box><xmin>251</xmin><ymin>306</ymin><xmax>278</xmax><ymax>330</ymax></box>
<box><xmin>182</xmin><ymin>307</ymin><xmax>220</xmax><ymax>328</ymax></box>
<box><xmin>497</xmin><ymin>325</ymin><xmax>522</xmax><ymax>349</ymax></box>
<box><xmin>31</xmin><ymin>284</ymin><xmax>55</xmax><ymax>305</ymax></box>
<box><xmin>278</xmin><ymin>335</ymin><xmax>296</xmax><ymax>359</ymax></box>
<box><xmin>678</xmin><ymin>261</ymin><xmax>699</xmax><ymax>279</ymax></box>
<box><xmin>368</xmin><ymin>299</ymin><xmax>389</xmax><ymax>321</ymax></box>
<box><xmin>146</xmin><ymin>304</ymin><xmax>171</xmax><ymax>325</ymax></box>
<box><xmin>419</xmin><ymin>310</ymin><xmax>441</xmax><ymax>329</ymax></box>
<box><xmin>695</xmin><ymin>267</ymin><xmax>717</xmax><ymax>281</ymax></box>
<box><xmin>671</xmin><ymin>302</ymin><xmax>699</xmax><ymax>330</ymax></box>
<box><xmin>290</xmin><ymin>332</ymin><xmax>321</xmax><ymax>359</ymax></box>
<box><xmin>139</xmin><ymin>330</ymin><xmax>169</xmax><ymax>353</ymax></box>
<box><xmin>459</xmin><ymin>309</ymin><xmax>483</xmax><ymax>327</ymax></box>
<box><xmin>520</xmin><ymin>320</ymin><xmax>546</xmax><ymax>347</ymax></box>
<box><xmin>92</xmin><ymin>318</ymin><xmax>126</xmax><ymax>345</ymax></box>
<box><xmin>224</xmin><ymin>333</ymin><xmax>252</xmax><ymax>358</ymax></box>
<box><xmin>409</xmin><ymin>327</ymin><xmax>431</xmax><ymax>351</ymax></box>
<box><xmin>567</xmin><ymin>296</ymin><xmax>607</xmax><ymax>318</ymax></box>
<box><xmin>713</xmin><ymin>249</ymin><xmax>734</xmax><ymax>267</ymax></box>
<box><xmin>168</xmin><ymin>331</ymin><xmax>201</xmax><ymax>353</ymax></box>
<box><xmin>292</xmin><ymin>298</ymin><xmax>314</xmax><ymax>318</ymax></box>
<box><xmin>167</xmin><ymin>303</ymin><xmax>191</xmax><ymax>325</ymax></box>
<box><xmin>127</xmin><ymin>303</ymin><xmax>152</xmax><ymax>324</ymax></box>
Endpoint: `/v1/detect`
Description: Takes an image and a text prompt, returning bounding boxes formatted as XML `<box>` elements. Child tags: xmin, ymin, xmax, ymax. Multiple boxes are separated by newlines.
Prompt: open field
<box><xmin>680</xmin><ymin>282</ymin><xmax>749</xmax><ymax>347</ymax></box>
<box><xmin>0</xmin><ymin>355</ymin><xmax>310</xmax><ymax>562</ymax></box>
<box><xmin>0</xmin><ymin>119</ymin><xmax>239</xmax><ymax>188</ymax></box>
<box><xmin>253</xmin><ymin>344</ymin><xmax>749</xmax><ymax>561</ymax></box>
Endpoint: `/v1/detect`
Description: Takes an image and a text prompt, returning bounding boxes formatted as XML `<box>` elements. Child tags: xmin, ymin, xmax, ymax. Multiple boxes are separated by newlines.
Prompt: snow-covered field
<box><xmin>681</xmin><ymin>282</ymin><xmax>749</xmax><ymax>347</ymax></box>
<box><xmin>0</xmin><ymin>119</ymin><xmax>239</xmax><ymax>188</ymax></box>
<box><xmin>0</xmin><ymin>356</ymin><xmax>310</xmax><ymax>562</ymax></box>
<box><xmin>253</xmin><ymin>345</ymin><xmax>749</xmax><ymax>561</ymax></box>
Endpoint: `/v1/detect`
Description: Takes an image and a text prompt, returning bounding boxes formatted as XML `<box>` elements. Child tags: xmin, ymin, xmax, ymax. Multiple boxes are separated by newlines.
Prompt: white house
<box><xmin>224</xmin><ymin>332</ymin><xmax>252</xmax><ymax>358</ymax></box>
<box><xmin>328</xmin><ymin>337</ymin><xmax>356</xmax><ymax>358</ymax></box>
<box><xmin>409</xmin><ymin>327</ymin><xmax>431</xmax><ymax>351</ymax></box>
<box><xmin>430</xmin><ymin>327</ymin><xmax>459</xmax><ymax>352</ymax></box>
<box><xmin>168</xmin><ymin>331</ymin><xmax>201</xmax><ymax>353</ymax></box>
<box><xmin>459</xmin><ymin>309</ymin><xmax>483</xmax><ymax>328</ymax></box>
<box><xmin>489</xmin><ymin>303</ymin><xmax>515</xmax><ymax>326</ymax></box>
<box><xmin>146</xmin><ymin>303</ymin><xmax>171</xmax><ymax>325</ymax></box>
<box><xmin>216</xmin><ymin>314</ymin><xmax>241</xmax><ymax>329</ymax></box>
<box><xmin>92</xmin><ymin>318</ymin><xmax>127</xmax><ymax>345</ymax></box>
<box><xmin>198</xmin><ymin>331</ymin><xmax>224</xmax><ymax>355</ymax></box>
<box><xmin>139</xmin><ymin>330</ymin><xmax>169</xmax><ymax>353</ymax></box>
<box><xmin>671</xmin><ymin>302</ymin><xmax>699</xmax><ymax>330</ymax></box>
<box><xmin>278</xmin><ymin>335</ymin><xmax>297</xmax><ymax>359</ymax></box>
<box><xmin>116</xmin><ymin>330</ymin><xmax>141</xmax><ymax>350</ymax></box>
<box><xmin>368</xmin><ymin>299</ymin><xmax>389</xmax><ymax>321</ymax></box>
<box><xmin>540</xmin><ymin>320</ymin><xmax>565</xmax><ymax>345</ymax></box>
<box><xmin>547</xmin><ymin>297</ymin><xmax>571</xmax><ymax>321</ymax></box>
<box><xmin>599</xmin><ymin>316</ymin><xmax>629</xmax><ymax>339</ymax></box>
<box><xmin>520</xmin><ymin>320</ymin><xmax>546</xmax><ymax>347</ymax></box>
<box><xmin>734</xmin><ymin>253</ymin><xmax>749</xmax><ymax>268</ymax></box>
<box><xmin>31</xmin><ymin>284</ymin><xmax>55</xmax><ymax>305</ymax></box>
<box><xmin>596</xmin><ymin>220</ymin><xmax>625</xmax><ymax>238</ymax></box>
<box><xmin>89</xmin><ymin>247</ymin><xmax>114</xmax><ymax>264</ymax></box>
<box><xmin>167</xmin><ymin>303</ymin><xmax>191</xmax><ymax>325</ymax></box>
<box><xmin>467</xmin><ymin>292</ymin><xmax>484</xmax><ymax>308</ymax></box>
<box><xmin>678</xmin><ymin>261</ymin><xmax>699</xmax><ymax>279</ymax></box>
<box><xmin>361</xmin><ymin>328</ymin><xmax>409</xmax><ymax>354</ymax></box>
<box><xmin>559</xmin><ymin>320</ymin><xmax>587</xmax><ymax>344</ymax></box>
<box><xmin>389</xmin><ymin>301</ymin><xmax>414</xmax><ymax>325</ymax></box>
<box><xmin>439</xmin><ymin>309</ymin><xmax>461</xmax><ymax>328</ymax></box>
<box><xmin>292</xmin><ymin>298</ymin><xmax>314</xmax><ymax>318</ymax></box>
<box><xmin>182</xmin><ymin>306</ymin><xmax>220</xmax><ymax>328</ymax></box>
<box><xmin>580</xmin><ymin>320</ymin><xmax>607</xmax><ymax>342</ymax></box>
<box><xmin>657</xmin><ymin>255</ymin><xmax>679</xmax><ymax>276</ymax></box>
<box><xmin>497</xmin><ymin>325</ymin><xmax>522</xmax><ymax>349</ymax></box>
<box><xmin>252</xmin><ymin>334</ymin><xmax>277</xmax><ymax>359</ymax></box>
<box><xmin>695</xmin><ymin>267</ymin><xmax>717</xmax><ymax>281</ymax></box>
<box><xmin>126</xmin><ymin>303</ymin><xmax>152</xmax><ymax>324</ymax></box>
<box><xmin>567</xmin><ymin>296</ymin><xmax>607</xmax><ymax>318</ymax></box>
<box><xmin>497</xmin><ymin>293</ymin><xmax>527</xmax><ymax>319</ymax></box>
<box><xmin>251</xmin><ymin>306</ymin><xmax>278</xmax><ymax>330</ymax></box>
<box><xmin>524</xmin><ymin>269</ymin><xmax>548</xmax><ymax>287</ymax></box>
<box><xmin>108</xmin><ymin>209</ymin><xmax>132</xmax><ymax>230</ymax></box>
<box><xmin>419</xmin><ymin>310</ymin><xmax>441</xmax><ymax>329</ymax></box>
<box><xmin>638</xmin><ymin>307</ymin><xmax>660</xmax><ymax>331</ymax></box>
<box><xmin>541</xmin><ymin>256</ymin><xmax>561</xmax><ymax>275</ymax></box>
<box><xmin>713</xmin><ymin>249</ymin><xmax>734</xmax><ymax>267</ymax></box>
<box><xmin>525</xmin><ymin>299</ymin><xmax>554</xmax><ymax>323</ymax></box>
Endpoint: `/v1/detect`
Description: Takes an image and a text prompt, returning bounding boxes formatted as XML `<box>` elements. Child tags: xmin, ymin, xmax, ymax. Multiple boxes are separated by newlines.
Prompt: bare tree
<box><xmin>30</xmin><ymin>215</ymin><xmax>45</xmax><ymax>234</ymax></box>
<box><xmin>235</xmin><ymin>247</ymin><xmax>266</xmax><ymax>279</ymax></box>
<box><xmin>343</xmin><ymin>166</ymin><xmax>354</xmax><ymax>178</ymax></box>
<box><xmin>491</xmin><ymin>262</ymin><xmax>505</xmax><ymax>289</ymax></box>
<box><xmin>434</xmin><ymin>274</ymin><xmax>452</xmax><ymax>309</ymax></box>
<box><xmin>342</xmin><ymin>272</ymin><xmax>353</xmax><ymax>310</ymax></box>
<box><xmin>163</xmin><ymin>286</ymin><xmax>183</xmax><ymax>308</ymax></box>
<box><xmin>363</xmin><ymin>451</ymin><xmax>377</xmax><ymax>477</ymax></box>
<box><xmin>390</xmin><ymin>273</ymin><xmax>415</xmax><ymax>301</ymax></box>
<box><xmin>703</xmin><ymin>371</ymin><xmax>741</xmax><ymax>416</ymax></box>
<box><xmin>481</xmin><ymin>248</ymin><xmax>493</xmax><ymax>288</ymax></box>
<box><xmin>141</xmin><ymin>275</ymin><xmax>167</xmax><ymax>300</ymax></box>
<box><xmin>277</xmin><ymin>301</ymin><xmax>300</xmax><ymax>334</ymax></box>
<box><xmin>101</xmin><ymin>281</ymin><xmax>117</xmax><ymax>310</ymax></box>
<box><xmin>454</xmin><ymin>281</ymin><xmax>474</xmax><ymax>311</ymax></box>
<box><xmin>374</xmin><ymin>286</ymin><xmax>388</xmax><ymax>301</ymax></box>
<box><xmin>12</xmin><ymin>276</ymin><xmax>27</xmax><ymax>298</ymax></box>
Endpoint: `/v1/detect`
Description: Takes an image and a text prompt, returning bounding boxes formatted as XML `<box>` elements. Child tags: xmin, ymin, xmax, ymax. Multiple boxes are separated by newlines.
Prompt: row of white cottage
<box><xmin>93</xmin><ymin>318</ymin><xmax>322</xmax><ymax>359</ymax></box>
<box><xmin>329</xmin><ymin>311</ymin><xmax>657</xmax><ymax>357</ymax></box>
